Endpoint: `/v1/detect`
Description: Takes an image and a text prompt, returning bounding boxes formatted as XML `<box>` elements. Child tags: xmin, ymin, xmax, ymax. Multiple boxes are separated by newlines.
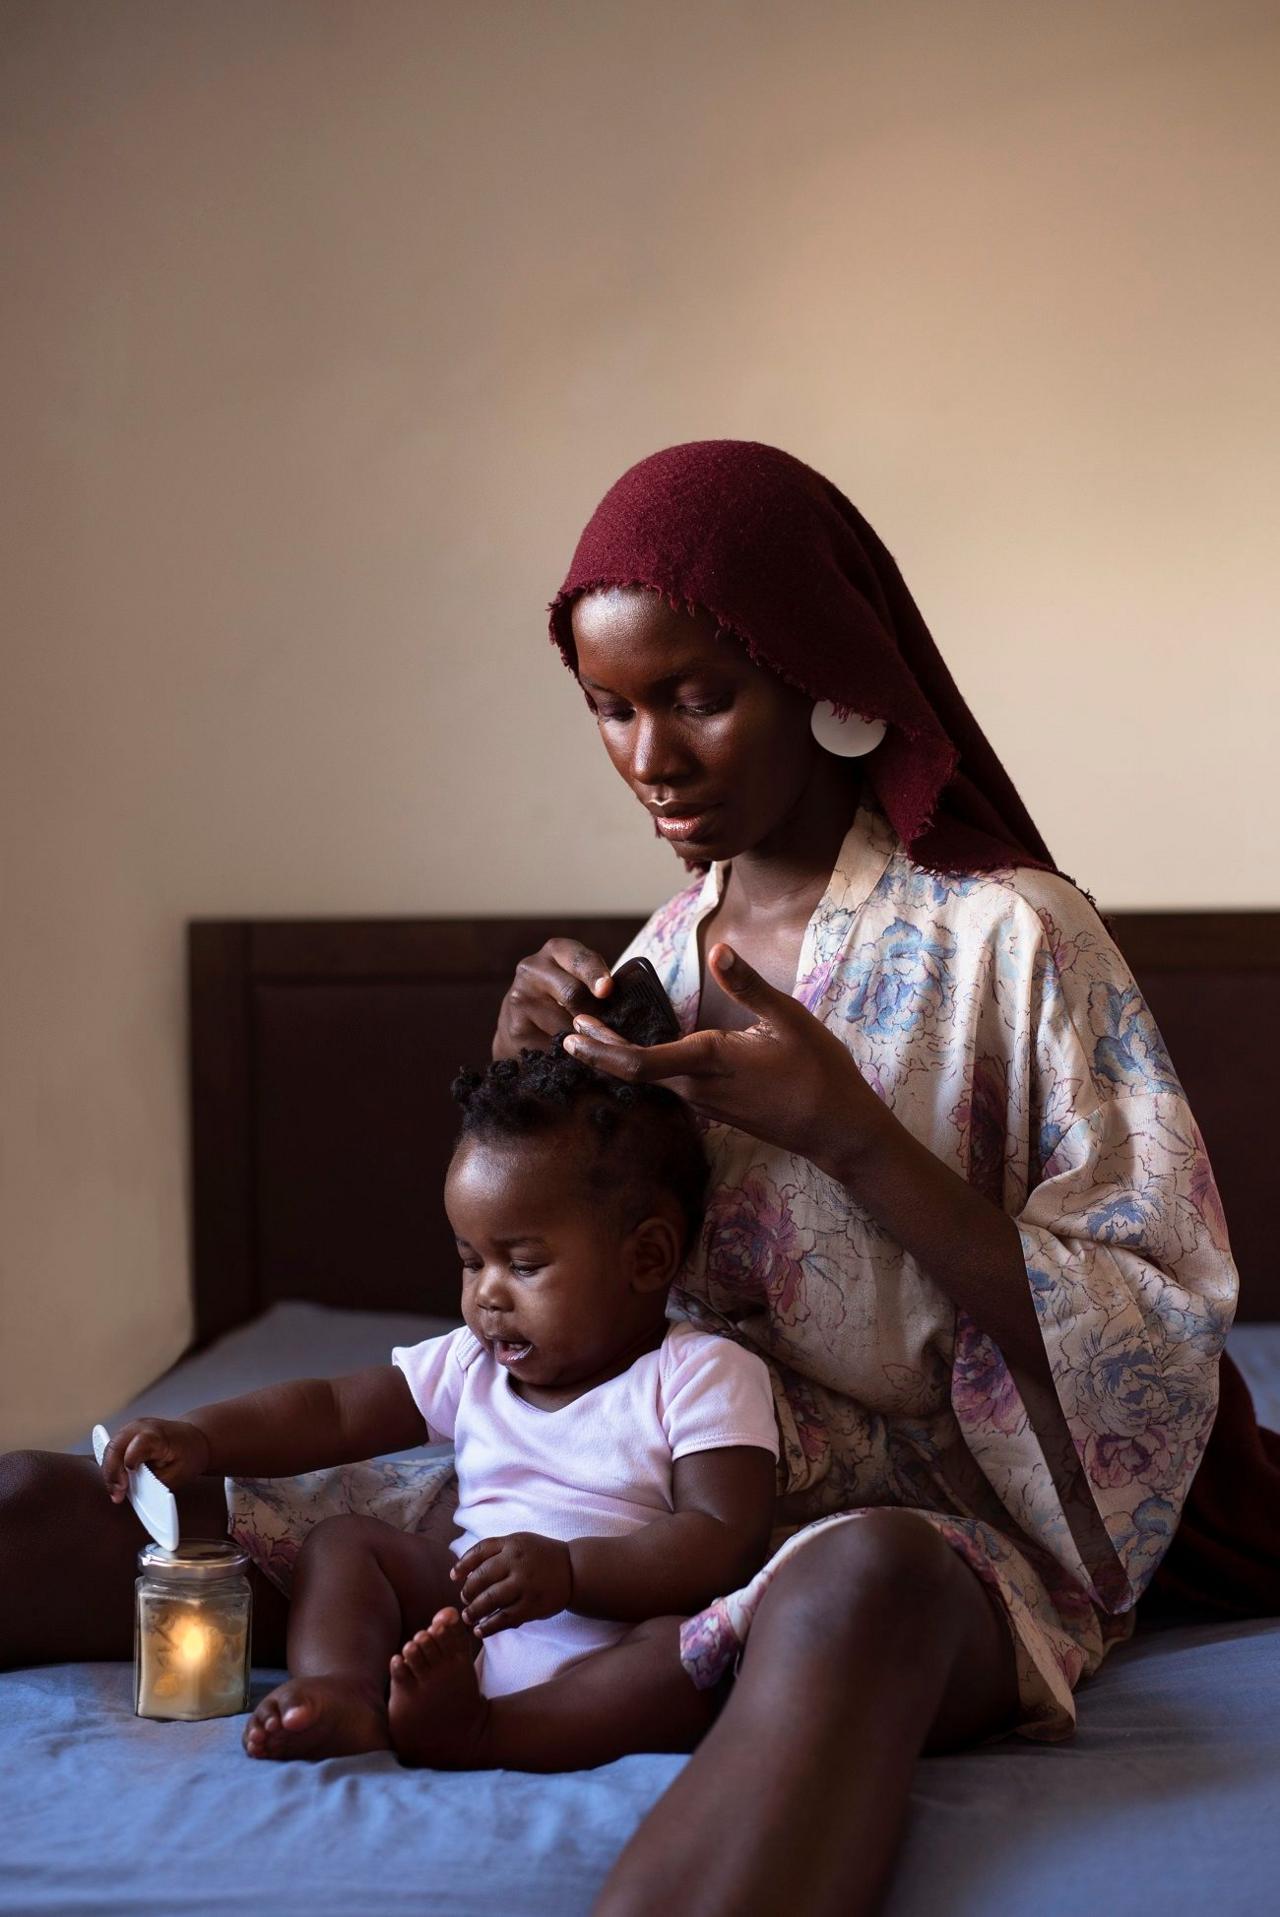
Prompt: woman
<box><xmin>493</xmin><ymin>439</ymin><xmax>1244</xmax><ymax>1915</ymax></box>
<box><xmin>0</xmin><ymin>439</ymin><xmax>1265</xmax><ymax>1915</ymax></box>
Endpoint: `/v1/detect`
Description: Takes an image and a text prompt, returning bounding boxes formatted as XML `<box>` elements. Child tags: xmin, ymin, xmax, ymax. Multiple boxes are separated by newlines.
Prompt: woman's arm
<box><xmin>826</xmin><ymin>1103</ymin><xmax>1053</xmax><ymax>1384</ymax></box>
<box><xmin>451</xmin><ymin>1445</ymin><xmax>777</xmax><ymax>1635</ymax></box>
<box><xmin>566</xmin><ymin>942</ymin><xmax>1051</xmax><ymax>1377</ymax></box>
<box><xmin>100</xmin><ymin>1366</ymin><xmax>428</xmax><ymax>1497</ymax></box>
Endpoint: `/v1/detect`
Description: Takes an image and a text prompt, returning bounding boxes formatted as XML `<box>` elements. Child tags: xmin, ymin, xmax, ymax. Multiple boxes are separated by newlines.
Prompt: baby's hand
<box><xmin>100</xmin><ymin>1418</ymin><xmax>212</xmax><ymax>1501</ymax></box>
<box><xmin>451</xmin><ymin>1532</ymin><xmax>572</xmax><ymax>1637</ymax></box>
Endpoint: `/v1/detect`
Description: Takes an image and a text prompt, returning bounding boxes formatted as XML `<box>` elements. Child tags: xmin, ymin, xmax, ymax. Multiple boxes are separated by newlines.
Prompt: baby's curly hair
<box><xmin>451</xmin><ymin>1044</ymin><xmax>708</xmax><ymax>1252</ymax></box>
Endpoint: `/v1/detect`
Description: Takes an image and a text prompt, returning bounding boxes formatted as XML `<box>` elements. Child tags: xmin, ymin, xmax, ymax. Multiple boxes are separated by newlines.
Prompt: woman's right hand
<box><xmin>99</xmin><ymin>1418</ymin><xmax>213</xmax><ymax>1501</ymax></box>
<box><xmin>493</xmin><ymin>939</ymin><xmax>615</xmax><ymax>1058</ymax></box>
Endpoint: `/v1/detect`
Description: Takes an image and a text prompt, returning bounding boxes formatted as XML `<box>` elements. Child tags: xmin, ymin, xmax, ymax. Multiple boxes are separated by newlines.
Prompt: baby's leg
<box><xmin>0</xmin><ymin>1450</ymin><xmax>287</xmax><ymax>1668</ymax></box>
<box><xmin>244</xmin><ymin>1513</ymin><xmax>459</xmax><ymax>1761</ymax></box>
<box><xmin>388</xmin><ymin>1609</ymin><xmax>716</xmax><ymax>1771</ymax></box>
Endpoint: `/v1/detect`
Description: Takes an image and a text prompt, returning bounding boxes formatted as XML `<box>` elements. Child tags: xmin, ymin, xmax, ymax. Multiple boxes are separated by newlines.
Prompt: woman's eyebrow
<box><xmin>579</xmin><ymin>667</ymin><xmax>721</xmax><ymax>694</ymax></box>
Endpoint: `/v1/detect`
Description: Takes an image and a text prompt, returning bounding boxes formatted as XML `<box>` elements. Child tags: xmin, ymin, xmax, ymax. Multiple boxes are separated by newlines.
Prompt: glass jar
<box><xmin>134</xmin><ymin>1540</ymin><xmax>252</xmax><ymax>1721</ymax></box>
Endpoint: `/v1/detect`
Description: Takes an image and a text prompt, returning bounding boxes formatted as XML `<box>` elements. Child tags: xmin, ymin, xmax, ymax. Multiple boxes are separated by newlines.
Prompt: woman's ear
<box><xmin>626</xmin><ymin>1213</ymin><xmax>683</xmax><ymax>1294</ymax></box>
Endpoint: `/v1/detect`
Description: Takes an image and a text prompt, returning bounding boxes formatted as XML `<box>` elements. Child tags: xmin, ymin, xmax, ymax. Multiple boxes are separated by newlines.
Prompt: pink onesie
<box><xmin>392</xmin><ymin>1320</ymin><xmax>779</xmax><ymax>1697</ymax></box>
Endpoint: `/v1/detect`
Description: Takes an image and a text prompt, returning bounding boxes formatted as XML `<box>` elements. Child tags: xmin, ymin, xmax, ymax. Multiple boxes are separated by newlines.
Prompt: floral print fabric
<box><xmin>228</xmin><ymin>1458</ymin><xmax>457</xmax><ymax>1596</ymax></box>
<box><xmin>618</xmin><ymin>789</ymin><xmax>1238</xmax><ymax>1736</ymax></box>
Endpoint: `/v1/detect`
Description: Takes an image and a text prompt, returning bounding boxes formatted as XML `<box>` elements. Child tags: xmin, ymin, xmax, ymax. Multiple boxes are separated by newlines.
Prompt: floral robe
<box><xmin>617</xmin><ymin>789</ymin><xmax>1238</xmax><ymax>1736</ymax></box>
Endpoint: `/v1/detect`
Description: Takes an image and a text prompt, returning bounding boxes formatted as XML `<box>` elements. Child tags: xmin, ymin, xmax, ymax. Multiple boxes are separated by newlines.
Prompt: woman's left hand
<box><xmin>564</xmin><ymin>943</ymin><xmax>889</xmax><ymax>1173</ymax></box>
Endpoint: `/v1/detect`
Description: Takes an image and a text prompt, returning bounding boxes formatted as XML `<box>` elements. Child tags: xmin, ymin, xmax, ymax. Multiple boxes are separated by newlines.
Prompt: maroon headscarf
<box><xmin>549</xmin><ymin>438</ymin><xmax>1055</xmax><ymax>879</ymax></box>
<box><xmin>549</xmin><ymin>437</ymin><xmax>1280</xmax><ymax>1623</ymax></box>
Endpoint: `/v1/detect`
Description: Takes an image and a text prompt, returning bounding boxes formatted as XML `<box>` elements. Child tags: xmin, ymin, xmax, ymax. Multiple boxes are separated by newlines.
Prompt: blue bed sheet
<box><xmin>4</xmin><ymin>1621</ymin><xmax>1277</xmax><ymax>1917</ymax></box>
<box><xmin>3</xmin><ymin>1308</ymin><xmax>1277</xmax><ymax>1917</ymax></box>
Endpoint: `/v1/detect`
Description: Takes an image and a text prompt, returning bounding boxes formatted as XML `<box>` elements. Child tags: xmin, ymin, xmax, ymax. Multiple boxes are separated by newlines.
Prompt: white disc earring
<box><xmin>810</xmin><ymin>702</ymin><xmax>887</xmax><ymax>758</ymax></box>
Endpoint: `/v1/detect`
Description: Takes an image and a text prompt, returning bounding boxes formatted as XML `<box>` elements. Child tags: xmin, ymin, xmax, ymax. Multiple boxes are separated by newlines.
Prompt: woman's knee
<box><xmin>0</xmin><ymin>1450</ymin><xmax>88</xmax><ymax>1533</ymax></box>
<box><xmin>0</xmin><ymin>1451</ymin><xmax>48</xmax><ymax>1520</ymax></box>
<box><xmin>756</xmin><ymin>1511</ymin><xmax>968</xmax><ymax>1653</ymax></box>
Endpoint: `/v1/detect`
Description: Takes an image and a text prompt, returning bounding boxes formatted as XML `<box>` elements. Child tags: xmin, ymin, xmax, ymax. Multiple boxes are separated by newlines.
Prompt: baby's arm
<box><xmin>100</xmin><ymin>1367</ymin><xmax>428</xmax><ymax>1499</ymax></box>
<box><xmin>572</xmin><ymin>1445</ymin><xmax>776</xmax><ymax>1619</ymax></box>
<box><xmin>453</xmin><ymin>1444</ymin><xmax>775</xmax><ymax>1636</ymax></box>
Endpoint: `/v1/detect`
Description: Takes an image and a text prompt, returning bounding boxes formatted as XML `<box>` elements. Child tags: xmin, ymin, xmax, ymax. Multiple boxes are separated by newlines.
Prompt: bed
<box><xmin>4</xmin><ymin>910</ymin><xmax>1279</xmax><ymax>1916</ymax></box>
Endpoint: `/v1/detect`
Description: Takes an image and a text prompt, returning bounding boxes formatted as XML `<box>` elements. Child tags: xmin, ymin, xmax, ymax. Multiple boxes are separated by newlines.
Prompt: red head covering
<box><xmin>549</xmin><ymin>438</ymin><xmax>1057</xmax><ymax>878</ymax></box>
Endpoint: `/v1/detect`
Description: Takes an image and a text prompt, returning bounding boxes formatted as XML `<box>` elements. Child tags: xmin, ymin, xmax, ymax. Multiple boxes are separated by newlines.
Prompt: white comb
<box><xmin>92</xmin><ymin>1423</ymin><xmax>180</xmax><ymax>1551</ymax></box>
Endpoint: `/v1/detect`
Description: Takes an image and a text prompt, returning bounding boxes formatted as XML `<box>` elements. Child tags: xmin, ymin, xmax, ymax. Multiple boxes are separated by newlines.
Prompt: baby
<box><xmin>100</xmin><ymin>1047</ymin><xmax>778</xmax><ymax>1768</ymax></box>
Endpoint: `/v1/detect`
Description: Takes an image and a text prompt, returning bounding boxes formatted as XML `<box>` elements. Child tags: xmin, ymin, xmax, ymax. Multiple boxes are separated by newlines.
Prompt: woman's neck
<box><xmin>723</xmin><ymin>761</ymin><xmax>861</xmax><ymax>923</ymax></box>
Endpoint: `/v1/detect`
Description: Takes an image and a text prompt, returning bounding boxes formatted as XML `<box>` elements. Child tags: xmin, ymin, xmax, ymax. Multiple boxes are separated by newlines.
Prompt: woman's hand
<box><xmin>99</xmin><ymin>1418</ymin><xmax>213</xmax><ymax>1500</ymax></box>
<box><xmin>564</xmin><ymin>943</ymin><xmax>890</xmax><ymax>1174</ymax></box>
<box><xmin>493</xmin><ymin>938</ymin><xmax>615</xmax><ymax>1059</ymax></box>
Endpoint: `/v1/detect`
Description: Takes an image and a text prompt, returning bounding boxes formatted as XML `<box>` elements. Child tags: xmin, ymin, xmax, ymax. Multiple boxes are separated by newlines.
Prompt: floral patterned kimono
<box><xmin>231</xmin><ymin>786</ymin><xmax>1237</xmax><ymax>1739</ymax></box>
<box><xmin>616</xmin><ymin>788</ymin><xmax>1238</xmax><ymax>1737</ymax></box>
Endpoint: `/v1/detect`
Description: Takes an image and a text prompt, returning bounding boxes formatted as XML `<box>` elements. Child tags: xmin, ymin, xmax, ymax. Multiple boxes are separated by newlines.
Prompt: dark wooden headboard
<box><xmin>189</xmin><ymin>912</ymin><xmax>1280</xmax><ymax>1345</ymax></box>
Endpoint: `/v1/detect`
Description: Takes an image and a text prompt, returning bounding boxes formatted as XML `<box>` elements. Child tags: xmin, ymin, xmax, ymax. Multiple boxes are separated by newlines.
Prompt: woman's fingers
<box><xmin>516</xmin><ymin>993</ymin><xmax>578</xmax><ymax>1043</ymax></box>
<box><xmin>497</xmin><ymin>940</ymin><xmax>614</xmax><ymax>1056</ymax></box>
<box><xmin>565</xmin><ymin>1023</ymin><xmax>725</xmax><ymax>1083</ymax></box>
<box><xmin>708</xmin><ymin>943</ymin><xmax>791</xmax><ymax>1018</ymax></box>
<box><xmin>565</xmin><ymin>946</ymin><xmax>788</xmax><ymax>1079</ymax></box>
<box><xmin>565</xmin><ymin>1013</ymin><xmax>628</xmax><ymax>1046</ymax></box>
<box><xmin>544</xmin><ymin>939</ymin><xmax>613</xmax><ymax>1003</ymax></box>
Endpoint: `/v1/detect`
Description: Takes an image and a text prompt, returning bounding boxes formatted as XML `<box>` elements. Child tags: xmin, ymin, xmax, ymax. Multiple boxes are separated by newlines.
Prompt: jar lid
<box><xmin>137</xmin><ymin>1540</ymin><xmax>250</xmax><ymax>1581</ymax></box>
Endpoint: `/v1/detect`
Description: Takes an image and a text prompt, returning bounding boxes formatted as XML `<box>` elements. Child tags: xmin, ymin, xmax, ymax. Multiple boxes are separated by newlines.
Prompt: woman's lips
<box><xmin>651</xmin><ymin>805</ymin><xmax>721</xmax><ymax>842</ymax></box>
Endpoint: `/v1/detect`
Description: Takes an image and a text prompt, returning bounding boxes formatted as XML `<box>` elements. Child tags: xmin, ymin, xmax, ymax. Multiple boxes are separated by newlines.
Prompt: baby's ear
<box><xmin>626</xmin><ymin>1214</ymin><xmax>683</xmax><ymax>1294</ymax></box>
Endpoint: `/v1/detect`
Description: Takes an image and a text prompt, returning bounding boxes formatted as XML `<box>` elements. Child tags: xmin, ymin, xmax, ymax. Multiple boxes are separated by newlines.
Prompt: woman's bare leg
<box><xmin>243</xmin><ymin>1512</ymin><xmax>459</xmax><ymax>1760</ymax></box>
<box><xmin>0</xmin><ymin>1450</ymin><xmax>287</xmax><ymax>1668</ymax></box>
<box><xmin>595</xmin><ymin>1510</ymin><xmax>1021</xmax><ymax>1917</ymax></box>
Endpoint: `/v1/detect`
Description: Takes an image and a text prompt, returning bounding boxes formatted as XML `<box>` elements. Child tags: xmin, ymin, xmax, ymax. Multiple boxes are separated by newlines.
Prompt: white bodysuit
<box><xmin>392</xmin><ymin>1320</ymin><xmax>779</xmax><ymax>1697</ymax></box>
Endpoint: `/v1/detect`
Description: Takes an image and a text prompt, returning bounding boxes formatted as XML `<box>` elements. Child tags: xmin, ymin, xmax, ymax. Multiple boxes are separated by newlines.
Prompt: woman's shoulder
<box><xmin>881</xmin><ymin>844</ymin><xmax>1113</xmax><ymax>961</ymax></box>
<box><xmin>887</xmin><ymin>852</ymin><xmax>1186</xmax><ymax>1102</ymax></box>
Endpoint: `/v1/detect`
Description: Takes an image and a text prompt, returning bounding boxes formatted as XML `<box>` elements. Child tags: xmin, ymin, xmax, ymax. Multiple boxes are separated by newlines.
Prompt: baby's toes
<box><xmin>389</xmin><ymin>1641</ymin><xmax>426</xmax><ymax>1686</ymax></box>
<box><xmin>243</xmin><ymin>1705</ymin><xmax>278</xmax><ymax>1756</ymax></box>
<box><xmin>403</xmin><ymin>1633</ymin><xmax>436</xmax><ymax>1677</ymax></box>
<box><xmin>427</xmin><ymin>1606</ymin><xmax>465</xmax><ymax>1643</ymax></box>
<box><xmin>429</xmin><ymin>1608</ymin><xmax>472</xmax><ymax>1656</ymax></box>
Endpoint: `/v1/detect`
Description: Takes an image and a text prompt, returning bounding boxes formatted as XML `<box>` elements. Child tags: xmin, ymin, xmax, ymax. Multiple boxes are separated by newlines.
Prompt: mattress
<box><xmin>3</xmin><ymin>1305</ymin><xmax>1278</xmax><ymax>1917</ymax></box>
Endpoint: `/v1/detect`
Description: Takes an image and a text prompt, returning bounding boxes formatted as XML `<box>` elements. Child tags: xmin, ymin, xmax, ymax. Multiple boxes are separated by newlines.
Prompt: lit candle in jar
<box><xmin>135</xmin><ymin>1541</ymin><xmax>252</xmax><ymax>1721</ymax></box>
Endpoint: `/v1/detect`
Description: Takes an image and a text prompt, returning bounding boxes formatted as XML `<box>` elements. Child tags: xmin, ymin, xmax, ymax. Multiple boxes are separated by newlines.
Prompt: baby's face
<box><xmin>444</xmin><ymin>1132</ymin><xmax>659</xmax><ymax>1392</ymax></box>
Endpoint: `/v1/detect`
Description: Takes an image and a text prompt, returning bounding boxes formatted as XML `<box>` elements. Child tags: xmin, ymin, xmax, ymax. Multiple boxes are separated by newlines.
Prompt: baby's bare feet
<box><xmin>243</xmin><ymin>1674</ymin><xmax>389</xmax><ymax>1761</ymax></box>
<box><xmin>388</xmin><ymin>1608</ymin><xmax>491</xmax><ymax>1769</ymax></box>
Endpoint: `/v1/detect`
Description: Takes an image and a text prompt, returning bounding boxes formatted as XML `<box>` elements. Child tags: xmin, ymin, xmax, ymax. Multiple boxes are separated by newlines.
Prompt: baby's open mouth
<box><xmin>494</xmin><ymin>1339</ymin><xmax>534</xmax><ymax>1365</ymax></box>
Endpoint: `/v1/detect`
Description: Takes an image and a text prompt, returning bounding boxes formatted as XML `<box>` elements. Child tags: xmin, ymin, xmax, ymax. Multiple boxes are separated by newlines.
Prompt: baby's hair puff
<box><xmin>451</xmin><ymin>1044</ymin><xmax>708</xmax><ymax>1253</ymax></box>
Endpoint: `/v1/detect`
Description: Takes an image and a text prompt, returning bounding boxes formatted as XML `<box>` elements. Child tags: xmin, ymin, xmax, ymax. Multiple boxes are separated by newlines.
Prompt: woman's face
<box><xmin>569</xmin><ymin>586</ymin><xmax>830</xmax><ymax>866</ymax></box>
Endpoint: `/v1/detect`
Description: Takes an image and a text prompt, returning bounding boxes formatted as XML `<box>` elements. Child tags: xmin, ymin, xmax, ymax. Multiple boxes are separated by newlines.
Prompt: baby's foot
<box><xmin>242</xmin><ymin>1674</ymin><xmax>389</xmax><ymax>1761</ymax></box>
<box><xmin>388</xmin><ymin>1608</ymin><xmax>491</xmax><ymax>1769</ymax></box>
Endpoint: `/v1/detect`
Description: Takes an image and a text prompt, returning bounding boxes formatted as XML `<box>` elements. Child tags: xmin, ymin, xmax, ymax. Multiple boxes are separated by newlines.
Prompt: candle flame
<box><xmin>173</xmin><ymin>1617</ymin><xmax>212</xmax><ymax>1668</ymax></box>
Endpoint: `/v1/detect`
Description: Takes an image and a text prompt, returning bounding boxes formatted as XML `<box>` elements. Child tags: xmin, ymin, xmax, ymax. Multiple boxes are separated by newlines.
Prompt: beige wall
<box><xmin>3</xmin><ymin>0</ymin><xmax>1277</xmax><ymax>1448</ymax></box>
